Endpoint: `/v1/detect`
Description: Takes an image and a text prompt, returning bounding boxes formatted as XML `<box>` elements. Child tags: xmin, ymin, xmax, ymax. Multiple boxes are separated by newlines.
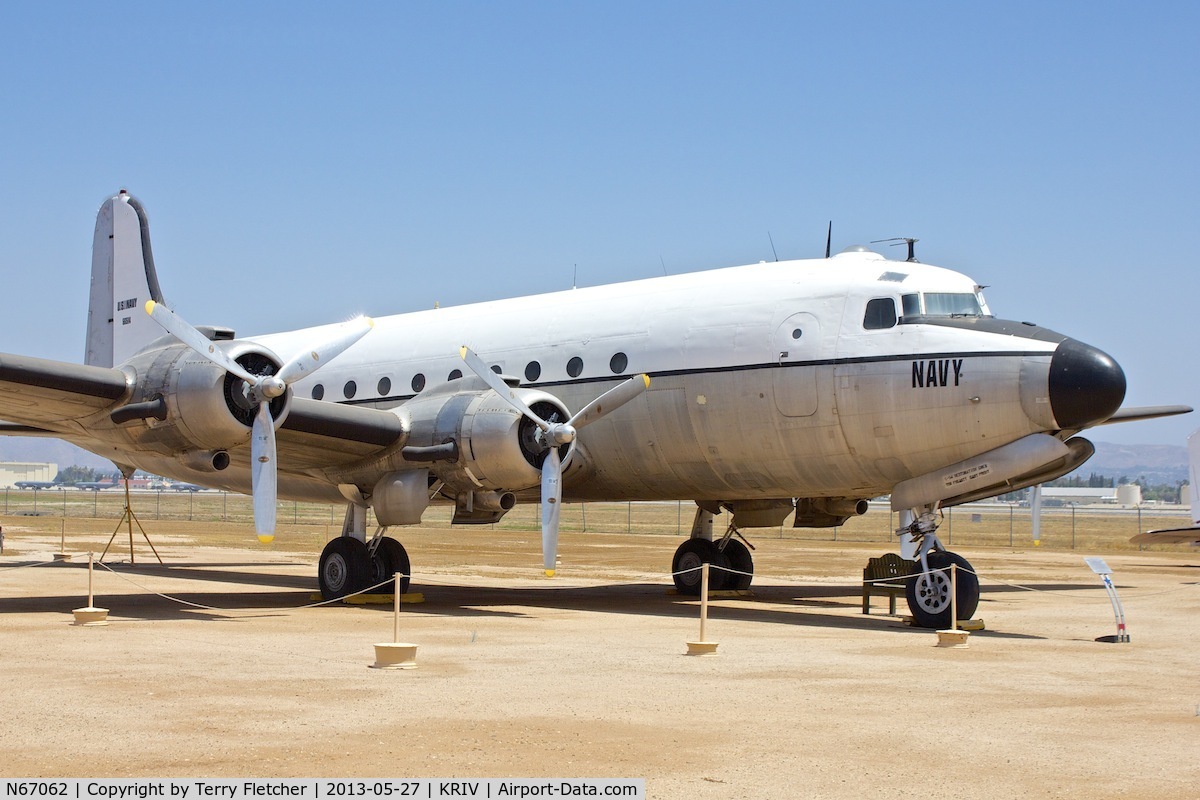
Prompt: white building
<box><xmin>0</xmin><ymin>462</ymin><xmax>58</xmax><ymax>488</ymax></box>
<box><xmin>1040</xmin><ymin>487</ymin><xmax>1117</xmax><ymax>505</ymax></box>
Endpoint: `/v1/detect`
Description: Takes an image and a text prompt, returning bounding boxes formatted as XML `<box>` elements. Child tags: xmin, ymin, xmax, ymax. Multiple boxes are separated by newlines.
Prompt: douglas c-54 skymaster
<box><xmin>0</xmin><ymin>191</ymin><xmax>1190</xmax><ymax>627</ymax></box>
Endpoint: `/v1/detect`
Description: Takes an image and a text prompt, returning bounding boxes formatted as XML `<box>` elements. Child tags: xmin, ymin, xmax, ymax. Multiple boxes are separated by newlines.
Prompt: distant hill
<box><xmin>1067</xmin><ymin>441</ymin><xmax>1188</xmax><ymax>485</ymax></box>
<box><xmin>0</xmin><ymin>436</ymin><xmax>117</xmax><ymax>472</ymax></box>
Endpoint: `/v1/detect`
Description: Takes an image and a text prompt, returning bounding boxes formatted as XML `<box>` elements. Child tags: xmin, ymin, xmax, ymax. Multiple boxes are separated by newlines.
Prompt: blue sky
<box><xmin>0</xmin><ymin>3</ymin><xmax>1195</xmax><ymax>446</ymax></box>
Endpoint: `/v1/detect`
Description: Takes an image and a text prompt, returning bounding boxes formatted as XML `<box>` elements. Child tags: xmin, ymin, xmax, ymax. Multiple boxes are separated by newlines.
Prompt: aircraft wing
<box><xmin>277</xmin><ymin>397</ymin><xmax>406</xmax><ymax>468</ymax></box>
<box><xmin>1099</xmin><ymin>405</ymin><xmax>1193</xmax><ymax>425</ymax></box>
<box><xmin>0</xmin><ymin>352</ymin><xmax>129</xmax><ymax>430</ymax></box>
<box><xmin>0</xmin><ymin>350</ymin><xmax>406</xmax><ymax>471</ymax></box>
<box><xmin>1129</xmin><ymin>429</ymin><xmax>1199</xmax><ymax>546</ymax></box>
<box><xmin>1130</xmin><ymin>528</ymin><xmax>1200</xmax><ymax>546</ymax></box>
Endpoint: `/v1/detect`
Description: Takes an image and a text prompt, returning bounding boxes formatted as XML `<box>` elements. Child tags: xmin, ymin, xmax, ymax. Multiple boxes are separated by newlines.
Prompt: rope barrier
<box><xmin>0</xmin><ymin>558</ymin><xmax>59</xmax><ymax>573</ymax></box>
<box><xmin>88</xmin><ymin>559</ymin><xmax>406</xmax><ymax>614</ymax></box>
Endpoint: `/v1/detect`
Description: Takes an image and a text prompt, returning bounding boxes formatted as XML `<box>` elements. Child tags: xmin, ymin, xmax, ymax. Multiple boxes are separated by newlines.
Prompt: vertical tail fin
<box><xmin>85</xmin><ymin>190</ymin><xmax>166</xmax><ymax>367</ymax></box>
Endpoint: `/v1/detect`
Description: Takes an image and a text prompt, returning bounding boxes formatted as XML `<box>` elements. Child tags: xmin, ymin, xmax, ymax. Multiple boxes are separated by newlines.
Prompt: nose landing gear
<box><xmin>897</xmin><ymin>507</ymin><xmax>980</xmax><ymax>628</ymax></box>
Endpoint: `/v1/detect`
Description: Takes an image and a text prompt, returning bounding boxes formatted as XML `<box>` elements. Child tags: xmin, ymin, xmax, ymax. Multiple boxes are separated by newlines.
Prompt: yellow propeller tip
<box><xmin>642</xmin><ymin>374</ymin><xmax>651</xmax><ymax>388</ymax></box>
<box><xmin>365</xmin><ymin>317</ymin><xmax>375</xmax><ymax>328</ymax></box>
<box><xmin>544</xmin><ymin>569</ymin><xmax>556</xmax><ymax>578</ymax></box>
<box><xmin>144</xmin><ymin>300</ymin><xmax>157</xmax><ymax>315</ymax></box>
<box><xmin>459</xmin><ymin>345</ymin><xmax>468</xmax><ymax>358</ymax></box>
<box><xmin>257</xmin><ymin>534</ymin><xmax>275</xmax><ymax>544</ymax></box>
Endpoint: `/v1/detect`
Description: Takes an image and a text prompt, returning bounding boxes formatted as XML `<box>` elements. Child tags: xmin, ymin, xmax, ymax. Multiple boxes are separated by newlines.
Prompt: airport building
<box><xmin>0</xmin><ymin>462</ymin><xmax>58</xmax><ymax>488</ymax></box>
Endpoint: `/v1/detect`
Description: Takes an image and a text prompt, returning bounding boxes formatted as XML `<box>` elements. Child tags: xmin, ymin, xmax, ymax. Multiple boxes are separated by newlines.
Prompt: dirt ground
<box><xmin>0</xmin><ymin>521</ymin><xmax>1197</xmax><ymax>799</ymax></box>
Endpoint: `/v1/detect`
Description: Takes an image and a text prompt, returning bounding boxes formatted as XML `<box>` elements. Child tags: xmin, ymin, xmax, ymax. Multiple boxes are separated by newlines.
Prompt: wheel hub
<box><xmin>324</xmin><ymin>554</ymin><xmax>348</xmax><ymax>592</ymax></box>
<box><xmin>914</xmin><ymin>571</ymin><xmax>951</xmax><ymax>612</ymax></box>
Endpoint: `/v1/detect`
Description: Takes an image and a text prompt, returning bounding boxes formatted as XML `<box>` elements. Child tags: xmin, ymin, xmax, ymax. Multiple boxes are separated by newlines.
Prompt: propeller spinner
<box><xmin>146</xmin><ymin>301</ymin><xmax>373</xmax><ymax>542</ymax></box>
<box><xmin>460</xmin><ymin>346</ymin><xmax>650</xmax><ymax>576</ymax></box>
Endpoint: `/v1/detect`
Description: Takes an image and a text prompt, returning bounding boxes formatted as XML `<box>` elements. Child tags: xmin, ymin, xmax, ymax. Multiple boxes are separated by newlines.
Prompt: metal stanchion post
<box><xmin>72</xmin><ymin>552</ymin><xmax>109</xmax><ymax>625</ymax></box>
<box><xmin>686</xmin><ymin>562</ymin><xmax>719</xmax><ymax>655</ymax></box>
<box><xmin>935</xmin><ymin>562</ymin><xmax>969</xmax><ymax>647</ymax></box>
<box><xmin>371</xmin><ymin>572</ymin><xmax>418</xmax><ymax>669</ymax></box>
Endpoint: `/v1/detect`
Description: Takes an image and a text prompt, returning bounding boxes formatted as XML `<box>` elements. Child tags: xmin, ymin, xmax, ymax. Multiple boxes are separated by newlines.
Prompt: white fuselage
<box><xmin>188</xmin><ymin>248</ymin><xmax>1055</xmax><ymax>505</ymax></box>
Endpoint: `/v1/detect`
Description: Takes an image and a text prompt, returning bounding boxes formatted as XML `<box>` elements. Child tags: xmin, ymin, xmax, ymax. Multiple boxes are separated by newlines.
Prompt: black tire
<box><xmin>671</xmin><ymin>538</ymin><xmax>731</xmax><ymax>595</ymax></box>
<box><xmin>718</xmin><ymin>538</ymin><xmax>754</xmax><ymax>591</ymax></box>
<box><xmin>369</xmin><ymin>537</ymin><xmax>412</xmax><ymax>595</ymax></box>
<box><xmin>319</xmin><ymin>537</ymin><xmax>370</xmax><ymax>600</ymax></box>
<box><xmin>905</xmin><ymin>550</ymin><xmax>980</xmax><ymax>629</ymax></box>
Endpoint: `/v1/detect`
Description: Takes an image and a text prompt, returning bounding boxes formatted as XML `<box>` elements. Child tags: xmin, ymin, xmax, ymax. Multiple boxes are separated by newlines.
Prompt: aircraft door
<box><xmin>772</xmin><ymin>312</ymin><xmax>820</xmax><ymax>417</ymax></box>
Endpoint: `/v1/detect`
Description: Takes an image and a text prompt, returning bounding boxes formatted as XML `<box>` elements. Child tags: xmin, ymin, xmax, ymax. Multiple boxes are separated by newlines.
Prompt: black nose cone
<box><xmin>1049</xmin><ymin>339</ymin><xmax>1126</xmax><ymax>429</ymax></box>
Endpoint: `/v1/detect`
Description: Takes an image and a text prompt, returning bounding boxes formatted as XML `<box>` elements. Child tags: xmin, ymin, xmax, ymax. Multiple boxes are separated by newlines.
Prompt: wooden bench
<box><xmin>862</xmin><ymin>553</ymin><xmax>916</xmax><ymax>615</ymax></box>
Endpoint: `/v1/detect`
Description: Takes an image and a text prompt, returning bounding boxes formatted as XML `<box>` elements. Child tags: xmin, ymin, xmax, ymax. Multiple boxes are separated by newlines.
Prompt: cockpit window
<box><xmin>901</xmin><ymin>293</ymin><xmax>921</xmax><ymax>317</ymax></box>
<box><xmin>863</xmin><ymin>298</ymin><xmax>897</xmax><ymax>330</ymax></box>
<box><xmin>923</xmin><ymin>292</ymin><xmax>983</xmax><ymax>317</ymax></box>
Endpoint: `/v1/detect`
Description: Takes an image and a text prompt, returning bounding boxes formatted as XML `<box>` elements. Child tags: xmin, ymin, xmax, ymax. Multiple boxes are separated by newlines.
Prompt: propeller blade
<box><xmin>250</xmin><ymin>402</ymin><xmax>277</xmax><ymax>543</ymax></box>
<box><xmin>277</xmin><ymin>317</ymin><xmax>374</xmax><ymax>385</ymax></box>
<box><xmin>568</xmin><ymin>374</ymin><xmax>651</xmax><ymax>430</ymax></box>
<box><xmin>144</xmin><ymin>301</ymin><xmax>258</xmax><ymax>385</ymax></box>
<box><xmin>148</xmin><ymin>304</ymin><xmax>378</xmax><ymax>546</ymax></box>
<box><xmin>541</xmin><ymin>445</ymin><xmax>562</xmax><ymax>577</ymax></box>
<box><xmin>461</xmin><ymin>346</ymin><xmax>647</xmax><ymax>577</ymax></box>
<box><xmin>460</xmin><ymin>346</ymin><xmax>549</xmax><ymax>430</ymax></box>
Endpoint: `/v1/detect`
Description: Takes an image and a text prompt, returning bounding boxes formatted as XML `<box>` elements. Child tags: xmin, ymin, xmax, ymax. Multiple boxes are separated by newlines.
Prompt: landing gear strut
<box><xmin>671</xmin><ymin>507</ymin><xmax>756</xmax><ymax>595</ymax></box>
<box><xmin>897</xmin><ymin>507</ymin><xmax>980</xmax><ymax>628</ymax></box>
<box><xmin>318</xmin><ymin>504</ymin><xmax>411</xmax><ymax>600</ymax></box>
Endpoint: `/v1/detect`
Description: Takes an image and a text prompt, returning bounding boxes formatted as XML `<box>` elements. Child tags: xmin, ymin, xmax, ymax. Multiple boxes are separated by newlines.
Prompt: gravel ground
<box><xmin>1</xmin><ymin>526</ymin><xmax>1197</xmax><ymax>799</ymax></box>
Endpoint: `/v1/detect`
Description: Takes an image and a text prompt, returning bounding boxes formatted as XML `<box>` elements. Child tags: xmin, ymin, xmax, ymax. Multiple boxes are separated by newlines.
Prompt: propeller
<box><xmin>460</xmin><ymin>346</ymin><xmax>650</xmax><ymax>575</ymax></box>
<box><xmin>145</xmin><ymin>301</ymin><xmax>373</xmax><ymax>543</ymax></box>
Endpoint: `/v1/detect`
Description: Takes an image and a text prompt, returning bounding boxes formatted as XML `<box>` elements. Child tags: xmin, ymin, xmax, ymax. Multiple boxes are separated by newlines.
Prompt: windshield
<box><xmin>921</xmin><ymin>292</ymin><xmax>984</xmax><ymax>317</ymax></box>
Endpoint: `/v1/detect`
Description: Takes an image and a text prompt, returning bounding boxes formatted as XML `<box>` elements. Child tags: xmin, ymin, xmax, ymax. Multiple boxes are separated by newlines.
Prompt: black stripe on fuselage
<box><xmin>333</xmin><ymin>348</ymin><xmax>1051</xmax><ymax>408</ymax></box>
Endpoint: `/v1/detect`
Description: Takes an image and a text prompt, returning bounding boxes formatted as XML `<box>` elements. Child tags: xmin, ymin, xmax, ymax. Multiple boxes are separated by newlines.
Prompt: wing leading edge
<box><xmin>0</xmin><ymin>350</ymin><xmax>406</xmax><ymax>474</ymax></box>
<box><xmin>0</xmin><ymin>352</ymin><xmax>129</xmax><ymax>429</ymax></box>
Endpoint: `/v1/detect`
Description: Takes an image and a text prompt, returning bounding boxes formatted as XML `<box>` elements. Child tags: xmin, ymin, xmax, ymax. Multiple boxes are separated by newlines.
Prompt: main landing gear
<box><xmin>671</xmin><ymin>508</ymin><xmax>755</xmax><ymax>595</ymax></box>
<box><xmin>898</xmin><ymin>507</ymin><xmax>980</xmax><ymax>628</ymax></box>
<box><xmin>318</xmin><ymin>505</ymin><xmax>411</xmax><ymax>600</ymax></box>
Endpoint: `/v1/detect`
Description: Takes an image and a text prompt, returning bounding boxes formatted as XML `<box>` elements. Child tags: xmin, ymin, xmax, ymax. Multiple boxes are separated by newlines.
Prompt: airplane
<box><xmin>73</xmin><ymin>481</ymin><xmax>119</xmax><ymax>491</ymax></box>
<box><xmin>13</xmin><ymin>481</ymin><xmax>57</xmax><ymax>490</ymax></box>
<box><xmin>1130</xmin><ymin>430</ymin><xmax>1199</xmax><ymax>546</ymax></box>
<box><xmin>0</xmin><ymin>190</ymin><xmax>1191</xmax><ymax>627</ymax></box>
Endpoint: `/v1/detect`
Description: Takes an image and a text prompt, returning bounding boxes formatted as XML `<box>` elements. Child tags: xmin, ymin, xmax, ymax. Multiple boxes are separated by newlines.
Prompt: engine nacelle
<box><xmin>399</xmin><ymin>384</ymin><xmax>571</xmax><ymax>495</ymax></box>
<box><xmin>116</xmin><ymin>339</ymin><xmax>288</xmax><ymax>453</ymax></box>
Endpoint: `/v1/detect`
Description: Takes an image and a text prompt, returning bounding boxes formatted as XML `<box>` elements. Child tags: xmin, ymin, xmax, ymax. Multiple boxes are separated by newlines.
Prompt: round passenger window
<box><xmin>525</xmin><ymin>361</ymin><xmax>541</xmax><ymax>382</ymax></box>
<box><xmin>312</xmin><ymin>384</ymin><xmax>325</xmax><ymax>401</ymax></box>
<box><xmin>411</xmin><ymin>373</ymin><xmax>426</xmax><ymax>393</ymax></box>
<box><xmin>566</xmin><ymin>357</ymin><xmax>584</xmax><ymax>378</ymax></box>
<box><xmin>448</xmin><ymin>369</ymin><xmax>463</xmax><ymax>381</ymax></box>
<box><xmin>377</xmin><ymin>377</ymin><xmax>392</xmax><ymax>396</ymax></box>
<box><xmin>792</xmin><ymin>328</ymin><xmax>802</xmax><ymax>340</ymax></box>
<box><xmin>343</xmin><ymin>380</ymin><xmax>357</xmax><ymax>399</ymax></box>
<box><xmin>609</xmin><ymin>352</ymin><xmax>628</xmax><ymax>374</ymax></box>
